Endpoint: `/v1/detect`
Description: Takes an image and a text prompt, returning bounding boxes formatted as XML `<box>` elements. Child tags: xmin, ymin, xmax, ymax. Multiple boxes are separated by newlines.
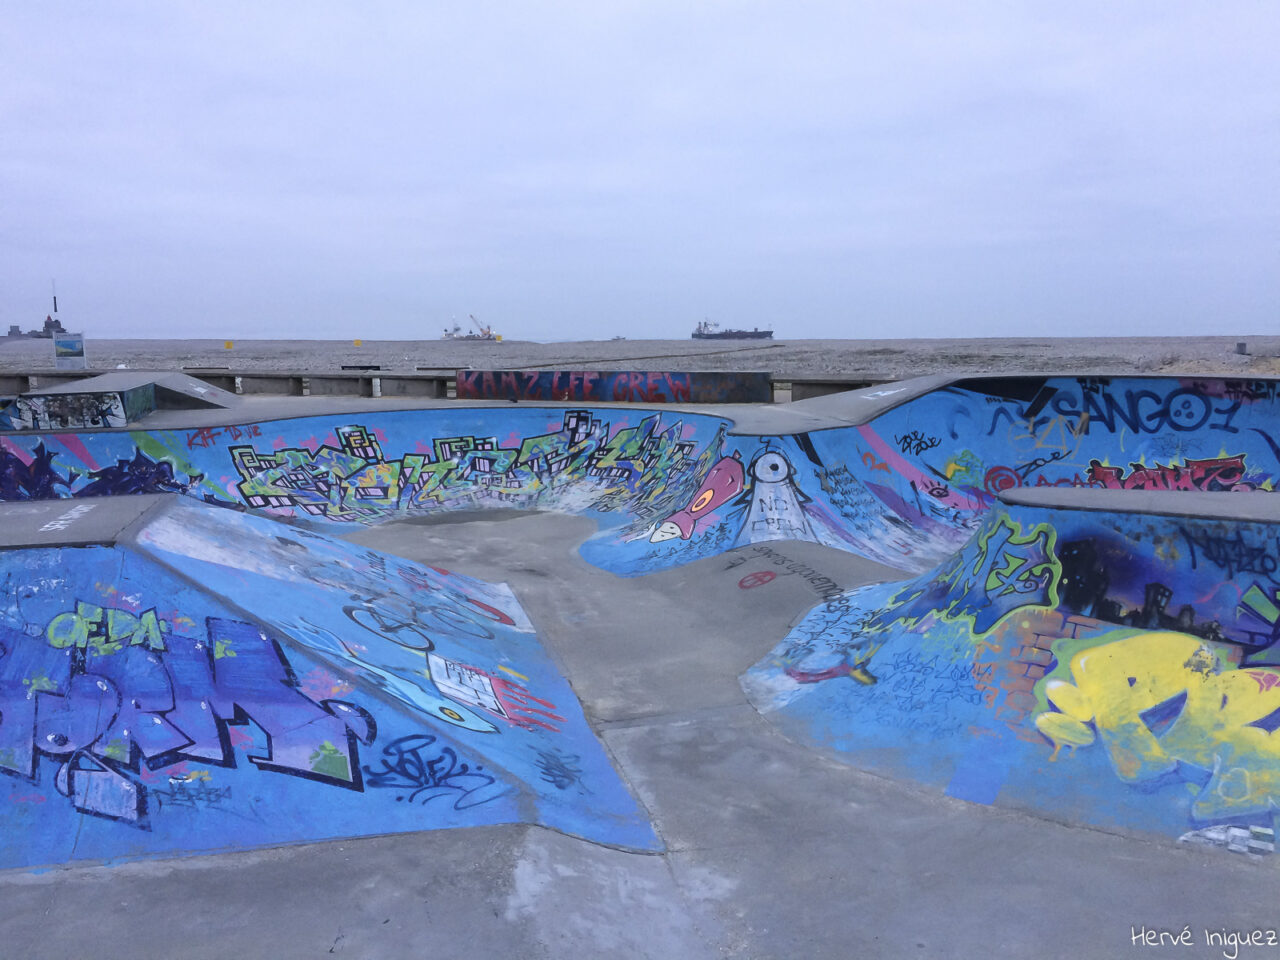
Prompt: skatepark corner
<box><xmin>3</xmin><ymin>371</ymin><xmax>1280</xmax><ymax>956</ymax></box>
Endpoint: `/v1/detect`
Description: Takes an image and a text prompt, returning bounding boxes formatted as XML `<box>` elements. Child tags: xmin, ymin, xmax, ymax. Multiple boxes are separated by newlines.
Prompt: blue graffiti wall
<box><xmin>743</xmin><ymin>497</ymin><xmax>1280</xmax><ymax>849</ymax></box>
<box><xmin>0</xmin><ymin>498</ymin><xmax>655</xmax><ymax>869</ymax></box>
<box><xmin>455</xmin><ymin>369</ymin><xmax>772</xmax><ymax>403</ymax></box>
<box><xmin>4</xmin><ymin>374</ymin><xmax>1280</xmax><ymax>856</ymax></box>
<box><xmin>1</xmin><ymin>377</ymin><xmax>1279</xmax><ymax>582</ymax></box>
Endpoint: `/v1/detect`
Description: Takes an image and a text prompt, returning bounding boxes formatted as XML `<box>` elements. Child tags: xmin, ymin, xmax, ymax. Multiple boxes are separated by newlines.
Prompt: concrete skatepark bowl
<box><xmin>3</xmin><ymin>371</ymin><xmax>1280</xmax><ymax>957</ymax></box>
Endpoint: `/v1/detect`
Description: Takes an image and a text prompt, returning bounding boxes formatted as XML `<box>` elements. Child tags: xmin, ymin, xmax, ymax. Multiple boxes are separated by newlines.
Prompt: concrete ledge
<box><xmin>1000</xmin><ymin>486</ymin><xmax>1280</xmax><ymax>523</ymax></box>
<box><xmin>789</xmin><ymin>377</ymin><xmax>885</xmax><ymax>400</ymax></box>
<box><xmin>1</xmin><ymin>367</ymin><xmax>896</xmax><ymax>404</ymax></box>
<box><xmin>237</xmin><ymin>374</ymin><xmax>305</xmax><ymax>395</ymax></box>
<box><xmin>304</xmin><ymin>375</ymin><xmax>372</xmax><ymax>397</ymax></box>
<box><xmin>378</xmin><ymin>376</ymin><xmax>444</xmax><ymax>398</ymax></box>
<box><xmin>0</xmin><ymin>495</ymin><xmax>168</xmax><ymax>548</ymax></box>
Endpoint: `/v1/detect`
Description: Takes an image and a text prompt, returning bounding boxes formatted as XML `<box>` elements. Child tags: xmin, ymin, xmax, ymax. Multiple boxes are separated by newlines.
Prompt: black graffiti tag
<box><xmin>360</xmin><ymin>734</ymin><xmax>508</xmax><ymax>809</ymax></box>
<box><xmin>1180</xmin><ymin>527</ymin><xmax>1280</xmax><ymax>583</ymax></box>
<box><xmin>895</xmin><ymin>431</ymin><xmax>942</xmax><ymax>456</ymax></box>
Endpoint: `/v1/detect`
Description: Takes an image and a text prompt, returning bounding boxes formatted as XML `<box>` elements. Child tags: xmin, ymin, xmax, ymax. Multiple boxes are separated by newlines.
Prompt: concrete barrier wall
<box><xmin>0</xmin><ymin>368</ymin><xmax>877</xmax><ymax>403</ymax></box>
<box><xmin>456</xmin><ymin>369</ymin><xmax>773</xmax><ymax>403</ymax></box>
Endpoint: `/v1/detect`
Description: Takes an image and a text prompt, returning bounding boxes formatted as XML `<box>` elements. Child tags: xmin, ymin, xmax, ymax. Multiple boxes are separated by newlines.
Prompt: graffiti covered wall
<box><xmin>456</xmin><ymin>369</ymin><xmax>772</xmax><ymax>403</ymax></box>
<box><xmin>0</xmin><ymin>498</ymin><xmax>655</xmax><ymax>869</ymax></box>
<box><xmin>0</xmin><ymin>392</ymin><xmax>128</xmax><ymax>431</ymax></box>
<box><xmin>0</xmin><ymin>376</ymin><xmax>1277</xmax><ymax>581</ymax></box>
<box><xmin>2</xmin><ymin>375</ymin><xmax>1276</xmax><ymax>580</ymax></box>
<box><xmin>743</xmin><ymin>497</ymin><xmax>1280</xmax><ymax>851</ymax></box>
<box><xmin>3</xmin><ymin>374</ymin><xmax>1280</xmax><ymax>856</ymax></box>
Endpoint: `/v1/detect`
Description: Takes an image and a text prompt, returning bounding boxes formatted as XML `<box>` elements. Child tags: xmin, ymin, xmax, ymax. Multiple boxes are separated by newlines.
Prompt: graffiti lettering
<box><xmin>361</xmin><ymin>734</ymin><xmax>507</xmax><ymax>809</ymax></box>
<box><xmin>152</xmin><ymin>778</ymin><xmax>233</xmax><ymax>811</ymax></box>
<box><xmin>1088</xmin><ymin>455</ymin><xmax>1255</xmax><ymax>492</ymax></box>
<box><xmin>985</xmin><ymin>383</ymin><xmax>1241</xmax><ymax>439</ymax></box>
<box><xmin>1035</xmin><ymin>632</ymin><xmax>1280</xmax><ymax>821</ymax></box>
<box><xmin>1013</xmin><ymin>450</ymin><xmax>1068</xmax><ymax>481</ymax></box>
<box><xmin>0</xmin><ymin>616</ymin><xmax>376</xmax><ymax>826</ymax></box>
<box><xmin>890</xmin><ymin>516</ymin><xmax>1061</xmax><ymax>635</ymax></box>
<box><xmin>230</xmin><ymin>411</ymin><xmax>703</xmax><ymax>524</ymax></box>
<box><xmin>0</xmin><ymin>393</ymin><xmax>126</xmax><ymax>432</ymax></box>
<box><xmin>1180</xmin><ymin>527</ymin><xmax>1280</xmax><ymax>582</ymax></box>
<box><xmin>748</xmin><ymin>545</ymin><xmax>845</xmax><ymax>602</ymax></box>
<box><xmin>37</xmin><ymin>502</ymin><xmax>96</xmax><ymax>532</ymax></box>
<box><xmin>861</xmin><ymin>452</ymin><xmax>891</xmax><ymax>474</ymax></box>
<box><xmin>894</xmin><ymin>431</ymin><xmax>942</xmax><ymax>456</ymax></box>
<box><xmin>186</xmin><ymin>424</ymin><xmax>263</xmax><ymax>449</ymax></box>
<box><xmin>533</xmin><ymin>748</ymin><xmax>586</xmax><ymax>791</ymax></box>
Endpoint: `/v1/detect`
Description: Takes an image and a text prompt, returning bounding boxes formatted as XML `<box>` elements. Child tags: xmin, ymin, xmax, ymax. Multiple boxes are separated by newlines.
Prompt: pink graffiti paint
<box><xmin>1248</xmin><ymin>671</ymin><xmax>1280</xmax><ymax>693</ymax></box>
<box><xmin>491</xmin><ymin>675</ymin><xmax>566</xmax><ymax>732</ymax></box>
<box><xmin>0</xmin><ymin>437</ymin><xmax>32</xmax><ymax>466</ymax></box>
<box><xmin>651</xmin><ymin>454</ymin><xmax>745</xmax><ymax>542</ymax></box>
<box><xmin>53</xmin><ymin>434</ymin><xmax>100</xmax><ymax>472</ymax></box>
<box><xmin>856</xmin><ymin>425</ymin><xmax>972</xmax><ymax>509</ymax></box>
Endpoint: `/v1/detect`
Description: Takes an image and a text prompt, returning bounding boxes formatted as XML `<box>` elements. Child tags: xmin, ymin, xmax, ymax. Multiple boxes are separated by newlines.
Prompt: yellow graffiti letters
<box><xmin>1035</xmin><ymin>631</ymin><xmax>1280</xmax><ymax>819</ymax></box>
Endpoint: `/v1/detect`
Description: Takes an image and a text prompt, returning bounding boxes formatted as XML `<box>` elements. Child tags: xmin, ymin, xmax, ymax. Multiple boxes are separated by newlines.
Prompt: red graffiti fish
<box><xmin>650</xmin><ymin>453</ymin><xmax>744</xmax><ymax>542</ymax></box>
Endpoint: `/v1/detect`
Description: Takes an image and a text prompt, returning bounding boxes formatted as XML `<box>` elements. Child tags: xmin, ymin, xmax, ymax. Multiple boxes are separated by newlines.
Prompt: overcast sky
<box><xmin>2</xmin><ymin>2</ymin><xmax>1276</xmax><ymax>341</ymax></box>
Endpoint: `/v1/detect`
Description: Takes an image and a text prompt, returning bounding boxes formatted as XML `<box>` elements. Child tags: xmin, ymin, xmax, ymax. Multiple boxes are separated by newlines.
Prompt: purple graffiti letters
<box><xmin>0</xmin><ymin>615</ymin><xmax>376</xmax><ymax>826</ymax></box>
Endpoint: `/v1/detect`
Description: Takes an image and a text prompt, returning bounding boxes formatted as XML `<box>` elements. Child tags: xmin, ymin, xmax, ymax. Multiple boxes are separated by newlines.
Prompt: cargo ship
<box><xmin>691</xmin><ymin>320</ymin><xmax>772</xmax><ymax>340</ymax></box>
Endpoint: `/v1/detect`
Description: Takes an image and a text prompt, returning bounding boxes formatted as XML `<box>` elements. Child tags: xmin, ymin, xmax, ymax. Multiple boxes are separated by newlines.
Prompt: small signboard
<box><xmin>53</xmin><ymin>332</ymin><xmax>87</xmax><ymax>370</ymax></box>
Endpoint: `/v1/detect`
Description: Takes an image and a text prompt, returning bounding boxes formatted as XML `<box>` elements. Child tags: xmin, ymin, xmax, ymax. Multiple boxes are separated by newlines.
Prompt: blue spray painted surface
<box><xmin>744</xmin><ymin>500</ymin><xmax>1280</xmax><ymax>844</ymax></box>
<box><xmin>4</xmin><ymin>374</ymin><xmax>1280</xmax><ymax>853</ymax></box>
<box><xmin>1</xmin><ymin>376</ymin><xmax>1277</xmax><ymax>577</ymax></box>
<box><xmin>0</xmin><ymin>499</ymin><xmax>655</xmax><ymax>869</ymax></box>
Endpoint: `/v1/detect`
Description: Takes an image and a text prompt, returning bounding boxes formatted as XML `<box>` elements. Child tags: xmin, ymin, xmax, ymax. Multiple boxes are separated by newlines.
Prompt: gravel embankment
<box><xmin>0</xmin><ymin>335</ymin><xmax>1276</xmax><ymax>381</ymax></box>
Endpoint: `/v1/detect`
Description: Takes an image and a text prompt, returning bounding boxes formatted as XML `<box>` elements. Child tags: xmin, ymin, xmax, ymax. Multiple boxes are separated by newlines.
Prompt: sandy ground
<box><xmin>1</xmin><ymin>335</ymin><xmax>1277</xmax><ymax>380</ymax></box>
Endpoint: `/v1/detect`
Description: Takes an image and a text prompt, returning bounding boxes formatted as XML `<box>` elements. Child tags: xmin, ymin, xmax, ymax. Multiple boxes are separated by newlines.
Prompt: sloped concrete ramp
<box><xmin>745</xmin><ymin>487</ymin><xmax>1280</xmax><ymax>851</ymax></box>
<box><xmin>0</xmin><ymin>495</ymin><xmax>654</xmax><ymax>870</ymax></box>
<box><xmin>1</xmin><ymin>512</ymin><xmax>1271</xmax><ymax>960</ymax></box>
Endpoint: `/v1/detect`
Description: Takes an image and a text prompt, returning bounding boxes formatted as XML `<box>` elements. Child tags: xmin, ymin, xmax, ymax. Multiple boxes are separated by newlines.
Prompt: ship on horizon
<box><xmin>442</xmin><ymin>314</ymin><xmax>502</xmax><ymax>342</ymax></box>
<box><xmin>691</xmin><ymin>320</ymin><xmax>773</xmax><ymax>340</ymax></box>
<box><xmin>6</xmin><ymin>314</ymin><xmax>66</xmax><ymax>339</ymax></box>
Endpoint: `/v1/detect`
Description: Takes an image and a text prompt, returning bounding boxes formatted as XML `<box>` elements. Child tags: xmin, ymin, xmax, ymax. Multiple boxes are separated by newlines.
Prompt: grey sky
<box><xmin>2</xmin><ymin>2</ymin><xmax>1276</xmax><ymax>340</ymax></box>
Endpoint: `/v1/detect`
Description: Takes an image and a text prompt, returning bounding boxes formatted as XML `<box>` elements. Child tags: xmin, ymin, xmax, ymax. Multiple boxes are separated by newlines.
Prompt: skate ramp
<box><xmin>744</xmin><ymin>487</ymin><xmax>1280</xmax><ymax>850</ymax></box>
<box><xmin>0</xmin><ymin>372</ymin><xmax>238</xmax><ymax>432</ymax></box>
<box><xmin>0</xmin><ymin>495</ymin><xmax>655</xmax><ymax>870</ymax></box>
<box><xmin>2</xmin><ymin>373</ymin><xmax>1280</xmax><ymax>856</ymax></box>
<box><xmin>0</xmin><ymin>375</ymin><xmax>1274</xmax><ymax>579</ymax></box>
